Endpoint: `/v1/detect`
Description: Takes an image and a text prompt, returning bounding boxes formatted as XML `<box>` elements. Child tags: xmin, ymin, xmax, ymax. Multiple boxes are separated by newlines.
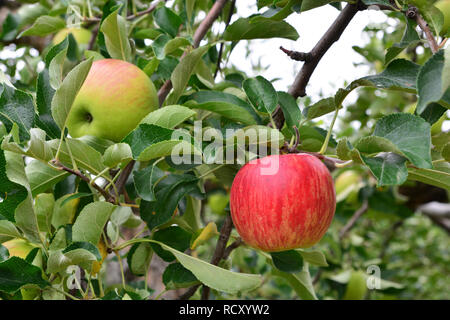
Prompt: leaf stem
<box><xmin>319</xmin><ymin>107</ymin><xmax>339</xmax><ymax>155</ymax></box>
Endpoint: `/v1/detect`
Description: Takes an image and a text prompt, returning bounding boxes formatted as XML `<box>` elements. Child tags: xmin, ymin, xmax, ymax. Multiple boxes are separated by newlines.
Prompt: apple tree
<box><xmin>0</xmin><ymin>0</ymin><xmax>449</xmax><ymax>300</ymax></box>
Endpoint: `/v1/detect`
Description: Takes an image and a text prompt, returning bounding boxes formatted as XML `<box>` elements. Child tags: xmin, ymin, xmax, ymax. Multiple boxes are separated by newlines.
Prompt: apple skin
<box><xmin>53</xmin><ymin>27</ymin><xmax>92</xmax><ymax>46</ymax></box>
<box><xmin>66</xmin><ymin>59</ymin><xmax>159</xmax><ymax>142</ymax></box>
<box><xmin>230</xmin><ymin>154</ymin><xmax>336</xmax><ymax>252</ymax></box>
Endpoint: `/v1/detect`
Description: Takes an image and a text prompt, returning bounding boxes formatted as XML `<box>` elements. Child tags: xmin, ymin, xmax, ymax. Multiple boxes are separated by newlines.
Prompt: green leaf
<box><xmin>18</xmin><ymin>15</ymin><xmax>65</xmax><ymax>37</ymax></box>
<box><xmin>0</xmin><ymin>220</ymin><xmax>22</xmax><ymax>240</ymax></box>
<box><xmin>140</xmin><ymin>105</ymin><xmax>196</xmax><ymax>129</ymax></box>
<box><xmin>153</xmin><ymin>7</ymin><xmax>183</xmax><ymax>38</ymax></box>
<box><xmin>186</xmin><ymin>90</ymin><xmax>261</xmax><ymax>124</ymax></box>
<box><xmin>0</xmin><ymin>84</ymin><xmax>35</xmax><ymax>142</ymax></box>
<box><xmin>224</xmin><ymin>17</ymin><xmax>299</xmax><ymax>41</ymax></box>
<box><xmin>297</xmin><ymin>249</ymin><xmax>328</xmax><ymax>267</ymax></box>
<box><xmin>167</xmin><ymin>45</ymin><xmax>211</xmax><ymax>105</ymax></box>
<box><xmin>35</xmin><ymin>69</ymin><xmax>60</xmax><ymax>139</ymax></box>
<box><xmin>63</xmin><ymin>242</ymin><xmax>102</xmax><ymax>261</ymax></box>
<box><xmin>0</xmin><ymin>257</ymin><xmax>48</xmax><ymax>294</ymax></box>
<box><xmin>123</xmin><ymin>124</ymin><xmax>201</xmax><ymax>162</ymax></box>
<box><xmin>277</xmin><ymin>91</ymin><xmax>302</xmax><ymax>134</ymax></box>
<box><xmin>127</xmin><ymin>242</ymin><xmax>153</xmax><ymax>276</ymax></box>
<box><xmin>3</xmin><ymin>151</ymin><xmax>40</xmax><ymax>242</ymax></box>
<box><xmin>51</xmin><ymin>57</ymin><xmax>93</xmax><ymax>130</ymax></box>
<box><xmin>271</xmin><ymin>264</ymin><xmax>317</xmax><ymax>300</ymax></box>
<box><xmin>151</xmin><ymin>34</ymin><xmax>170</xmax><ymax>60</ymax></box>
<box><xmin>47</xmin><ymin>138</ymin><xmax>107</xmax><ymax>175</ymax></box>
<box><xmin>0</xmin><ymin>149</ymin><xmax>28</xmax><ymax>222</ymax></box>
<box><xmin>362</xmin><ymin>152</ymin><xmax>408</xmax><ymax>186</ymax></box>
<box><xmin>163</xmin><ymin>263</ymin><xmax>200</xmax><ymax>289</ymax></box>
<box><xmin>1</xmin><ymin>128</ymin><xmax>53</xmax><ymax>162</ymax></box>
<box><xmin>151</xmin><ymin>226</ymin><xmax>192</xmax><ymax>262</ymax></box>
<box><xmin>34</xmin><ymin>193</ymin><xmax>54</xmax><ymax>234</ymax></box>
<box><xmin>25</xmin><ymin>160</ymin><xmax>69</xmax><ymax>197</ymax></box>
<box><xmin>243</xmin><ymin>76</ymin><xmax>278</xmax><ymax>114</ymax></box>
<box><xmin>140</xmin><ymin>174</ymin><xmax>201</xmax><ymax>230</ymax></box>
<box><xmin>407</xmin><ymin>165</ymin><xmax>450</xmax><ymax>191</ymax></box>
<box><xmin>187</xmin><ymin>101</ymin><xmax>257</xmax><ymax>125</ymax></box>
<box><xmin>72</xmin><ymin>202</ymin><xmax>116</xmax><ymax>245</ymax></box>
<box><xmin>100</xmin><ymin>8</ymin><xmax>132</xmax><ymax>61</ymax></box>
<box><xmin>271</xmin><ymin>250</ymin><xmax>303</xmax><ymax>273</ymax></box>
<box><xmin>417</xmin><ymin>50</ymin><xmax>450</xmax><ymax>115</ymax></box>
<box><xmin>133</xmin><ymin>164</ymin><xmax>166</xmax><ymax>202</ymax></box>
<box><xmin>154</xmin><ymin>240</ymin><xmax>262</xmax><ymax>294</ymax></box>
<box><xmin>385</xmin><ymin>17</ymin><xmax>420</xmax><ymax>65</ymax></box>
<box><xmin>46</xmin><ymin>248</ymin><xmax>98</xmax><ymax>274</ymax></box>
<box><xmin>102</xmin><ymin>143</ymin><xmax>133</xmax><ymax>168</ymax></box>
<box><xmin>372</xmin><ymin>113</ymin><xmax>432</xmax><ymax>169</ymax></box>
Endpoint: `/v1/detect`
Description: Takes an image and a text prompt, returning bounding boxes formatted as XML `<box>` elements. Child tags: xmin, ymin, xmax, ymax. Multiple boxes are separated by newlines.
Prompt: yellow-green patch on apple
<box><xmin>66</xmin><ymin>59</ymin><xmax>159</xmax><ymax>142</ymax></box>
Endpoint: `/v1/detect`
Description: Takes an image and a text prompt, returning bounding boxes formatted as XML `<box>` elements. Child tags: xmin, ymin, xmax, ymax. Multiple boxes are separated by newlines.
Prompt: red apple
<box><xmin>230</xmin><ymin>153</ymin><xmax>336</xmax><ymax>252</ymax></box>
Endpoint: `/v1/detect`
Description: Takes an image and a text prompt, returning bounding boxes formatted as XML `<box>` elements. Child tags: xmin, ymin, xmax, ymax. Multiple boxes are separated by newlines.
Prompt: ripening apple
<box><xmin>66</xmin><ymin>59</ymin><xmax>159</xmax><ymax>142</ymax></box>
<box><xmin>435</xmin><ymin>0</ymin><xmax>450</xmax><ymax>36</ymax></box>
<box><xmin>230</xmin><ymin>154</ymin><xmax>336</xmax><ymax>252</ymax></box>
<box><xmin>53</xmin><ymin>27</ymin><xmax>92</xmax><ymax>46</ymax></box>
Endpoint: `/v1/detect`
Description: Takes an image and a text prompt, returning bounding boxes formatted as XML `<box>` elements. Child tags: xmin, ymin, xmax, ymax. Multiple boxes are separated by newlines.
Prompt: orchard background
<box><xmin>0</xmin><ymin>0</ymin><xmax>449</xmax><ymax>300</ymax></box>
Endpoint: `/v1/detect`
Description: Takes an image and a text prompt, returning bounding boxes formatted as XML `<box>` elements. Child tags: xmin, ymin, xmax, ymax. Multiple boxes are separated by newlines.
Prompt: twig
<box><xmin>126</xmin><ymin>0</ymin><xmax>166</xmax><ymax>20</ymax></box>
<box><xmin>178</xmin><ymin>284</ymin><xmax>201</xmax><ymax>300</ymax></box>
<box><xmin>406</xmin><ymin>6</ymin><xmax>439</xmax><ymax>54</ymax></box>
<box><xmin>279</xmin><ymin>46</ymin><xmax>312</xmax><ymax>62</ymax></box>
<box><xmin>51</xmin><ymin>159</ymin><xmax>115</xmax><ymax>204</ymax></box>
<box><xmin>222</xmin><ymin>238</ymin><xmax>243</xmax><ymax>260</ymax></box>
<box><xmin>157</xmin><ymin>0</ymin><xmax>229</xmax><ymax>106</ymax></box>
<box><xmin>87</xmin><ymin>25</ymin><xmax>99</xmax><ymax>51</ymax></box>
<box><xmin>339</xmin><ymin>200</ymin><xmax>369</xmax><ymax>240</ymax></box>
<box><xmin>273</xmin><ymin>2</ymin><xmax>362</xmax><ymax>129</ymax></box>
<box><xmin>114</xmin><ymin>160</ymin><xmax>135</xmax><ymax>196</ymax></box>
<box><xmin>201</xmin><ymin>214</ymin><xmax>233</xmax><ymax>300</ymax></box>
<box><xmin>214</xmin><ymin>0</ymin><xmax>237</xmax><ymax>78</ymax></box>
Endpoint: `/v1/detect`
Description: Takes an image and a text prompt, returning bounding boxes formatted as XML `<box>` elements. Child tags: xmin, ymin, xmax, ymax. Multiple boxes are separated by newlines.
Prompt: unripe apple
<box><xmin>208</xmin><ymin>193</ymin><xmax>230</xmax><ymax>215</ymax></box>
<box><xmin>230</xmin><ymin>154</ymin><xmax>336</xmax><ymax>252</ymax></box>
<box><xmin>66</xmin><ymin>59</ymin><xmax>159</xmax><ymax>142</ymax></box>
<box><xmin>435</xmin><ymin>0</ymin><xmax>450</xmax><ymax>36</ymax></box>
<box><xmin>343</xmin><ymin>270</ymin><xmax>367</xmax><ymax>300</ymax></box>
<box><xmin>335</xmin><ymin>170</ymin><xmax>362</xmax><ymax>204</ymax></box>
<box><xmin>52</xmin><ymin>27</ymin><xmax>92</xmax><ymax>46</ymax></box>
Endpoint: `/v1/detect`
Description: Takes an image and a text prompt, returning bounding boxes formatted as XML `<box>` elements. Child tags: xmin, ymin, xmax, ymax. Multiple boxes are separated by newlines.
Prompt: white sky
<box><xmin>226</xmin><ymin>2</ymin><xmax>390</xmax><ymax>100</ymax></box>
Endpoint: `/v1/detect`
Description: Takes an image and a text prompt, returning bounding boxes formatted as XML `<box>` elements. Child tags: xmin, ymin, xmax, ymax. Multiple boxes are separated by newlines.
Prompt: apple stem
<box><xmin>319</xmin><ymin>107</ymin><xmax>340</xmax><ymax>155</ymax></box>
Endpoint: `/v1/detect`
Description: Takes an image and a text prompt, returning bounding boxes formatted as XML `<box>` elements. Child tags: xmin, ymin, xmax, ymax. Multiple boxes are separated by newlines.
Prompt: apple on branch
<box><xmin>230</xmin><ymin>154</ymin><xmax>336</xmax><ymax>252</ymax></box>
<box><xmin>66</xmin><ymin>59</ymin><xmax>159</xmax><ymax>142</ymax></box>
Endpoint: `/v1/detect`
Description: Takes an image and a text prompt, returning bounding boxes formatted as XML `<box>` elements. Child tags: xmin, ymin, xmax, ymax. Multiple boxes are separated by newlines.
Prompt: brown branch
<box><xmin>126</xmin><ymin>0</ymin><xmax>166</xmax><ymax>20</ymax></box>
<box><xmin>406</xmin><ymin>6</ymin><xmax>439</xmax><ymax>54</ymax></box>
<box><xmin>114</xmin><ymin>160</ymin><xmax>135</xmax><ymax>196</ymax></box>
<box><xmin>87</xmin><ymin>25</ymin><xmax>99</xmax><ymax>51</ymax></box>
<box><xmin>222</xmin><ymin>238</ymin><xmax>243</xmax><ymax>261</ymax></box>
<box><xmin>201</xmin><ymin>214</ymin><xmax>233</xmax><ymax>300</ymax></box>
<box><xmin>157</xmin><ymin>0</ymin><xmax>229</xmax><ymax>106</ymax></box>
<box><xmin>178</xmin><ymin>284</ymin><xmax>201</xmax><ymax>300</ymax></box>
<box><xmin>273</xmin><ymin>2</ymin><xmax>363</xmax><ymax>129</ymax></box>
<box><xmin>339</xmin><ymin>200</ymin><xmax>369</xmax><ymax>240</ymax></box>
<box><xmin>51</xmin><ymin>159</ymin><xmax>115</xmax><ymax>204</ymax></box>
<box><xmin>214</xmin><ymin>0</ymin><xmax>236</xmax><ymax>78</ymax></box>
<box><xmin>279</xmin><ymin>46</ymin><xmax>312</xmax><ymax>62</ymax></box>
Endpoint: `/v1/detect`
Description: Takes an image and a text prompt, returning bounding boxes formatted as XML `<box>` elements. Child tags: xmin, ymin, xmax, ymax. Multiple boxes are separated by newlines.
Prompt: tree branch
<box><xmin>339</xmin><ymin>200</ymin><xmax>369</xmax><ymax>240</ymax></box>
<box><xmin>214</xmin><ymin>0</ymin><xmax>236</xmax><ymax>78</ymax></box>
<box><xmin>114</xmin><ymin>160</ymin><xmax>135</xmax><ymax>196</ymax></box>
<box><xmin>273</xmin><ymin>2</ymin><xmax>363</xmax><ymax>129</ymax></box>
<box><xmin>157</xmin><ymin>0</ymin><xmax>229</xmax><ymax>106</ymax></box>
<box><xmin>201</xmin><ymin>214</ymin><xmax>233</xmax><ymax>300</ymax></box>
<box><xmin>51</xmin><ymin>159</ymin><xmax>115</xmax><ymax>204</ymax></box>
<box><xmin>406</xmin><ymin>6</ymin><xmax>439</xmax><ymax>54</ymax></box>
